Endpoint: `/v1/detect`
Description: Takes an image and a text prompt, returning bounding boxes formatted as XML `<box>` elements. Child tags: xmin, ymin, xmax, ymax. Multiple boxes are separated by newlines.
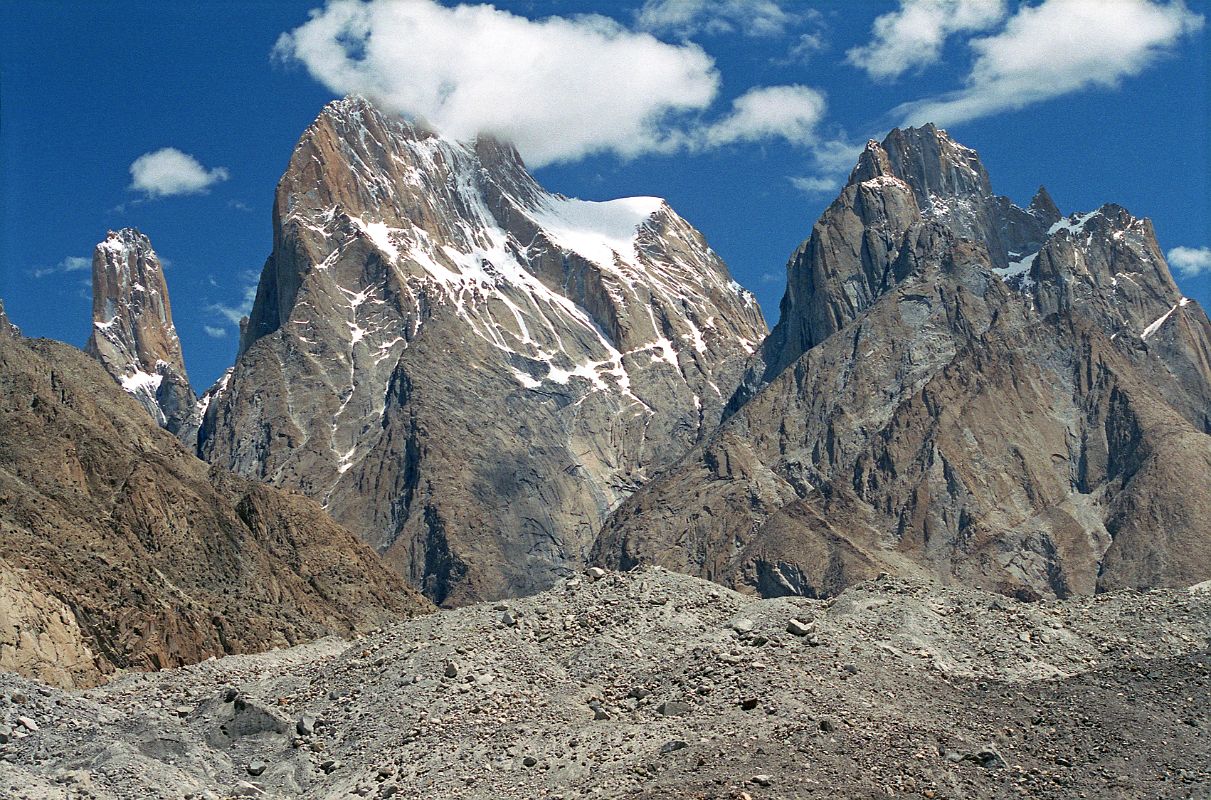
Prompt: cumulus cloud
<box><xmin>129</xmin><ymin>148</ymin><xmax>230</xmax><ymax>198</ymax></box>
<box><xmin>784</xmin><ymin>136</ymin><xmax>867</xmax><ymax>199</ymax></box>
<box><xmin>1168</xmin><ymin>246</ymin><xmax>1211</xmax><ymax>277</ymax></box>
<box><xmin>895</xmin><ymin>0</ymin><xmax>1204</xmax><ymax>126</ymax></box>
<box><xmin>275</xmin><ymin>0</ymin><xmax>722</xmax><ymax>167</ymax></box>
<box><xmin>31</xmin><ymin>255</ymin><xmax>90</xmax><ymax>279</ymax></box>
<box><xmin>636</xmin><ymin>0</ymin><xmax>803</xmax><ymax>38</ymax></box>
<box><xmin>208</xmin><ymin>274</ymin><xmax>259</xmax><ymax>326</ymax></box>
<box><xmin>701</xmin><ymin>85</ymin><xmax>826</xmax><ymax>148</ymax></box>
<box><xmin>847</xmin><ymin>0</ymin><xmax>1006</xmax><ymax>81</ymax></box>
<box><xmin>788</xmin><ymin>175</ymin><xmax>838</xmax><ymax>196</ymax></box>
<box><xmin>203</xmin><ymin>325</ymin><xmax>228</xmax><ymax>339</ymax></box>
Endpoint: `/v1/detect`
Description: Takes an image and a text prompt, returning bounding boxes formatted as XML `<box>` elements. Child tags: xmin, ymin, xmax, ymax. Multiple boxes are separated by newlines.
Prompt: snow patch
<box><xmin>529</xmin><ymin>195</ymin><xmax>663</xmax><ymax>271</ymax></box>
<box><xmin>1142</xmin><ymin>304</ymin><xmax>1179</xmax><ymax>340</ymax></box>
<box><xmin>120</xmin><ymin>369</ymin><xmax>163</xmax><ymax>395</ymax></box>
<box><xmin>994</xmin><ymin>251</ymin><xmax>1038</xmax><ymax>285</ymax></box>
<box><xmin>1047</xmin><ymin>211</ymin><xmax>1100</xmax><ymax>237</ymax></box>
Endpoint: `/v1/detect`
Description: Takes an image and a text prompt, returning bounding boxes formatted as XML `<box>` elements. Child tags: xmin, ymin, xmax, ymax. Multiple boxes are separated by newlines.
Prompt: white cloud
<box><xmin>636</xmin><ymin>0</ymin><xmax>802</xmax><ymax>38</ymax></box>
<box><xmin>208</xmin><ymin>274</ymin><xmax>259</xmax><ymax>326</ymax></box>
<box><xmin>895</xmin><ymin>0</ymin><xmax>1204</xmax><ymax>126</ymax></box>
<box><xmin>274</xmin><ymin>0</ymin><xmax>723</xmax><ymax>167</ymax></box>
<box><xmin>847</xmin><ymin>0</ymin><xmax>1007</xmax><ymax>81</ymax></box>
<box><xmin>203</xmin><ymin>325</ymin><xmax>229</xmax><ymax>338</ymax></box>
<box><xmin>783</xmin><ymin>136</ymin><xmax>866</xmax><ymax>200</ymax></box>
<box><xmin>701</xmin><ymin>85</ymin><xmax>826</xmax><ymax>148</ymax></box>
<box><xmin>788</xmin><ymin>175</ymin><xmax>837</xmax><ymax>196</ymax></box>
<box><xmin>1168</xmin><ymin>246</ymin><xmax>1211</xmax><ymax>277</ymax></box>
<box><xmin>31</xmin><ymin>255</ymin><xmax>90</xmax><ymax>279</ymax></box>
<box><xmin>129</xmin><ymin>148</ymin><xmax>230</xmax><ymax>198</ymax></box>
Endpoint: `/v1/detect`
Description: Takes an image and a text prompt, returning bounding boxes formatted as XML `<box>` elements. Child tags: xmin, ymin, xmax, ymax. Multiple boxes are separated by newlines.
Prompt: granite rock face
<box><xmin>85</xmin><ymin>228</ymin><xmax>199</xmax><ymax>440</ymax></box>
<box><xmin>594</xmin><ymin>125</ymin><xmax>1211</xmax><ymax>600</ymax></box>
<box><xmin>200</xmin><ymin>97</ymin><xmax>767</xmax><ymax>605</ymax></box>
<box><xmin>0</xmin><ymin>331</ymin><xmax>429</xmax><ymax>688</ymax></box>
<box><xmin>0</xmin><ymin>300</ymin><xmax>18</xmax><ymax>339</ymax></box>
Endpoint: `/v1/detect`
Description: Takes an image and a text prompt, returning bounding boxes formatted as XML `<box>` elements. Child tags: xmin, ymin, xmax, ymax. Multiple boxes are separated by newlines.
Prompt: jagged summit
<box><xmin>850</xmin><ymin>124</ymin><xmax>993</xmax><ymax>204</ymax></box>
<box><xmin>85</xmin><ymin>228</ymin><xmax>198</xmax><ymax>437</ymax></box>
<box><xmin>203</xmin><ymin>96</ymin><xmax>767</xmax><ymax>605</ymax></box>
<box><xmin>595</xmin><ymin>125</ymin><xmax>1211</xmax><ymax>601</ymax></box>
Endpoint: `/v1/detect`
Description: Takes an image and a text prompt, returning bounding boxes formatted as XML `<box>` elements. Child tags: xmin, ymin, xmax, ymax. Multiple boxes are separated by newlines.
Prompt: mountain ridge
<box><xmin>200</xmin><ymin>95</ymin><xmax>768</xmax><ymax>605</ymax></box>
<box><xmin>593</xmin><ymin>123</ymin><xmax>1211</xmax><ymax>600</ymax></box>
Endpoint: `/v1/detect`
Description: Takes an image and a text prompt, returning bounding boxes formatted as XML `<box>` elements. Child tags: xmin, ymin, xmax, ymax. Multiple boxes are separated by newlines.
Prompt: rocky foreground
<box><xmin>1</xmin><ymin>568</ymin><xmax>1208</xmax><ymax>799</ymax></box>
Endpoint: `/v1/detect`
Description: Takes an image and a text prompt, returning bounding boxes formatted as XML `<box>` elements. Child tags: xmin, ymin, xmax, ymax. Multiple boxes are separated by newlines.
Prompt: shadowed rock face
<box><xmin>593</xmin><ymin>125</ymin><xmax>1211</xmax><ymax>600</ymax></box>
<box><xmin>200</xmin><ymin>97</ymin><xmax>768</xmax><ymax>606</ymax></box>
<box><xmin>85</xmin><ymin>228</ymin><xmax>199</xmax><ymax>440</ymax></box>
<box><xmin>0</xmin><ymin>331</ymin><xmax>430</xmax><ymax>688</ymax></box>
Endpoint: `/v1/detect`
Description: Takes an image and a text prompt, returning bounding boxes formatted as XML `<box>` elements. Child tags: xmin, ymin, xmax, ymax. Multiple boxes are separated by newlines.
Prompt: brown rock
<box><xmin>0</xmin><ymin>332</ymin><xmax>430</xmax><ymax>688</ymax></box>
<box><xmin>594</xmin><ymin>125</ymin><xmax>1211</xmax><ymax>600</ymax></box>
<box><xmin>200</xmin><ymin>96</ymin><xmax>767</xmax><ymax>606</ymax></box>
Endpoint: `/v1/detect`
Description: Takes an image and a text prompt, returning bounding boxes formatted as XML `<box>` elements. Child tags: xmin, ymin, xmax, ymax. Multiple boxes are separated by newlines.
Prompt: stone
<box><xmin>786</xmin><ymin>619</ymin><xmax>812</xmax><ymax>636</ymax></box>
<box><xmin>732</xmin><ymin>620</ymin><xmax>755</xmax><ymax>635</ymax></box>
<box><xmin>659</xmin><ymin>740</ymin><xmax>688</xmax><ymax>754</ymax></box>
<box><xmin>967</xmin><ymin>747</ymin><xmax>1006</xmax><ymax>769</ymax></box>
<box><xmin>751</xmin><ymin>775</ymin><xmax>773</xmax><ymax>787</ymax></box>
<box><xmin>522</xmin><ymin>756</ymin><xmax>538</xmax><ymax>768</ymax></box>
<box><xmin>586</xmin><ymin>567</ymin><xmax>607</xmax><ymax>581</ymax></box>
<box><xmin>297</xmin><ymin>715</ymin><xmax>317</xmax><ymax>736</ymax></box>
<box><xmin>17</xmin><ymin>716</ymin><xmax>37</xmax><ymax>732</ymax></box>
<box><xmin>740</xmin><ymin>697</ymin><xmax>759</xmax><ymax>711</ymax></box>
<box><xmin>246</xmin><ymin>760</ymin><xmax>267</xmax><ymax>776</ymax></box>
<box><xmin>657</xmin><ymin>701</ymin><xmax>692</xmax><ymax>717</ymax></box>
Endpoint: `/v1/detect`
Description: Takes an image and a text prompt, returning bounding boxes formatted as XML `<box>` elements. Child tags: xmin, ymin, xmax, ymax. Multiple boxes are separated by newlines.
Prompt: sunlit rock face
<box><xmin>201</xmin><ymin>96</ymin><xmax>768</xmax><ymax>605</ymax></box>
<box><xmin>594</xmin><ymin>124</ymin><xmax>1211</xmax><ymax>601</ymax></box>
<box><xmin>86</xmin><ymin>227</ymin><xmax>199</xmax><ymax>440</ymax></box>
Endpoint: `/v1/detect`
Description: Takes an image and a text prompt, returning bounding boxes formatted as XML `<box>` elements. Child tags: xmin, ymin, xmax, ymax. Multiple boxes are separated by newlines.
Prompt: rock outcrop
<box><xmin>0</xmin><ymin>300</ymin><xmax>18</xmax><ymax>339</ymax></box>
<box><xmin>85</xmin><ymin>228</ymin><xmax>199</xmax><ymax>439</ymax></box>
<box><xmin>0</xmin><ymin>330</ymin><xmax>429</xmax><ymax>688</ymax></box>
<box><xmin>200</xmin><ymin>97</ymin><xmax>767</xmax><ymax>605</ymax></box>
<box><xmin>594</xmin><ymin>125</ymin><xmax>1211</xmax><ymax>600</ymax></box>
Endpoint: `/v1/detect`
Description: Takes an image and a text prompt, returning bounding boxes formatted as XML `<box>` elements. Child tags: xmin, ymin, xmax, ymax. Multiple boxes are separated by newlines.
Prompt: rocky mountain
<box><xmin>0</xmin><ymin>300</ymin><xmax>18</xmax><ymax>339</ymax></box>
<box><xmin>594</xmin><ymin>124</ymin><xmax>1211</xmax><ymax>600</ymax></box>
<box><xmin>2</xmin><ymin>567</ymin><xmax>1208</xmax><ymax>799</ymax></box>
<box><xmin>85</xmin><ymin>228</ymin><xmax>199</xmax><ymax>439</ymax></box>
<box><xmin>0</xmin><ymin>328</ymin><xmax>429</xmax><ymax>689</ymax></box>
<box><xmin>200</xmin><ymin>96</ymin><xmax>767</xmax><ymax>606</ymax></box>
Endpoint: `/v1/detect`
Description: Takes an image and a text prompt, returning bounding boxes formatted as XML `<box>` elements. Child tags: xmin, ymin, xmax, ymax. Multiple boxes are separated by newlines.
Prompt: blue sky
<box><xmin>3</xmin><ymin>0</ymin><xmax>1208</xmax><ymax>388</ymax></box>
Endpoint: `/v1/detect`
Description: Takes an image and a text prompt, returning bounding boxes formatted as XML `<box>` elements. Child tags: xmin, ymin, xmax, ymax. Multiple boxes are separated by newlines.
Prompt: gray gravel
<box><xmin>1</xmin><ymin>568</ymin><xmax>1208</xmax><ymax>799</ymax></box>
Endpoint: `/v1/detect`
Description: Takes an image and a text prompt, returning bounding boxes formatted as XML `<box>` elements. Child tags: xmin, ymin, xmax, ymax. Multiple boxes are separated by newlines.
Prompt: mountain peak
<box><xmin>851</xmin><ymin>124</ymin><xmax>993</xmax><ymax>208</ymax></box>
<box><xmin>206</xmin><ymin>96</ymin><xmax>767</xmax><ymax>605</ymax></box>
<box><xmin>1029</xmin><ymin>185</ymin><xmax>1061</xmax><ymax>221</ymax></box>
<box><xmin>86</xmin><ymin>227</ymin><xmax>197</xmax><ymax>437</ymax></box>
